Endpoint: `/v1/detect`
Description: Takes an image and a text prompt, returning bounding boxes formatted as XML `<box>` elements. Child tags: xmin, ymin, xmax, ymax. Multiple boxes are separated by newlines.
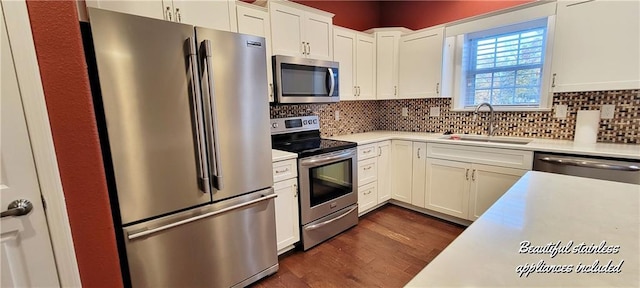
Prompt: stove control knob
<box><xmin>271</xmin><ymin>122</ymin><xmax>278</xmax><ymax>128</ymax></box>
<box><xmin>303</xmin><ymin>120</ymin><xmax>308</xmax><ymax>125</ymax></box>
<box><xmin>313</xmin><ymin>119</ymin><xmax>318</xmax><ymax>124</ymax></box>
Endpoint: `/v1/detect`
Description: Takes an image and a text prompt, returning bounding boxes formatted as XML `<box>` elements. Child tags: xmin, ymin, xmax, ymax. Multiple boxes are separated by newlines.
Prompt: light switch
<box><xmin>334</xmin><ymin>110</ymin><xmax>340</xmax><ymax>121</ymax></box>
<box><xmin>402</xmin><ymin>107</ymin><xmax>408</xmax><ymax>117</ymax></box>
<box><xmin>554</xmin><ymin>104</ymin><xmax>567</xmax><ymax>119</ymax></box>
<box><xmin>601</xmin><ymin>105</ymin><xmax>615</xmax><ymax>119</ymax></box>
<box><xmin>429</xmin><ymin>107</ymin><xmax>440</xmax><ymax>117</ymax></box>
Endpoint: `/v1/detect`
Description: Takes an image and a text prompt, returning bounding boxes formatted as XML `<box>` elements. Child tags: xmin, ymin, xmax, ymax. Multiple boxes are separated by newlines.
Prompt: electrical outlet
<box><xmin>429</xmin><ymin>107</ymin><xmax>440</xmax><ymax>117</ymax></box>
<box><xmin>601</xmin><ymin>105</ymin><xmax>615</xmax><ymax>119</ymax></box>
<box><xmin>554</xmin><ymin>104</ymin><xmax>567</xmax><ymax>119</ymax></box>
<box><xmin>402</xmin><ymin>107</ymin><xmax>408</xmax><ymax>117</ymax></box>
<box><xmin>334</xmin><ymin>110</ymin><xmax>340</xmax><ymax>121</ymax></box>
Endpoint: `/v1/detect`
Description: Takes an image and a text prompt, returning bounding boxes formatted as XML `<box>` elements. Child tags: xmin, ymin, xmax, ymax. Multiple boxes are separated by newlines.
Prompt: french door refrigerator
<box><xmin>84</xmin><ymin>8</ymin><xmax>276</xmax><ymax>287</ymax></box>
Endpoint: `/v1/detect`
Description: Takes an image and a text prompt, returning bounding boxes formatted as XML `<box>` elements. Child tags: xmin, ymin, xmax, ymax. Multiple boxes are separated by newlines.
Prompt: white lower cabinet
<box><xmin>425</xmin><ymin>144</ymin><xmax>531</xmax><ymax>221</ymax></box>
<box><xmin>425</xmin><ymin>158</ymin><xmax>470</xmax><ymax>219</ymax></box>
<box><xmin>356</xmin><ymin>141</ymin><xmax>391</xmax><ymax>216</ymax></box>
<box><xmin>468</xmin><ymin>164</ymin><xmax>527</xmax><ymax>220</ymax></box>
<box><xmin>411</xmin><ymin>142</ymin><xmax>427</xmax><ymax>208</ymax></box>
<box><xmin>391</xmin><ymin>140</ymin><xmax>413</xmax><ymax>203</ymax></box>
<box><xmin>272</xmin><ymin>159</ymin><xmax>299</xmax><ymax>255</ymax></box>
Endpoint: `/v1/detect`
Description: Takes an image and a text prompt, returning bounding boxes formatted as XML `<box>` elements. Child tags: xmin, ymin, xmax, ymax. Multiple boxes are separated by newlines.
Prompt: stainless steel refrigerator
<box><xmin>85</xmin><ymin>8</ymin><xmax>277</xmax><ymax>287</ymax></box>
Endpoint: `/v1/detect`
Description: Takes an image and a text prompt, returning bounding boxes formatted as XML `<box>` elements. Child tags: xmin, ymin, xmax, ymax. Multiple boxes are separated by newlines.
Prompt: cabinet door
<box><xmin>357</xmin><ymin>157</ymin><xmax>377</xmax><ymax>186</ymax></box>
<box><xmin>358</xmin><ymin>181</ymin><xmax>378</xmax><ymax>215</ymax></box>
<box><xmin>173</xmin><ymin>0</ymin><xmax>236</xmax><ymax>31</ymax></box>
<box><xmin>270</xmin><ymin>2</ymin><xmax>304</xmax><ymax>57</ymax></box>
<box><xmin>376</xmin><ymin>32</ymin><xmax>400</xmax><ymax>99</ymax></box>
<box><xmin>236</xmin><ymin>4</ymin><xmax>274</xmax><ymax>101</ymax></box>
<box><xmin>425</xmin><ymin>158</ymin><xmax>470</xmax><ymax>219</ymax></box>
<box><xmin>468</xmin><ymin>164</ymin><xmax>526</xmax><ymax>220</ymax></box>
<box><xmin>356</xmin><ymin>34</ymin><xmax>376</xmax><ymax>100</ymax></box>
<box><xmin>273</xmin><ymin>178</ymin><xmax>300</xmax><ymax>254</ymax></box>
<box><xmin>411</xmin><ymin>142</ymin><xmax>427</xmax><ymax>208</ymax></box>
<box><xmin>377</xmin><ymin>141</ymin><xmax>391</xmax><ymax>202</ymax></box>
<box><xmin>333</xmin><ymin>28</ymin><xmax>356</xmax><ymax>100</ymax></box>
<box><xmin>391</xmin><ymin>140</ymin><xmax>412</xmax><ymax>203</ymax></box>
<box><xmin>551</xmin><ymin>0</ymin><xmax>640</xmax><ymax>92</ymax></box>
<box><xmin>86</xmin><ymin>0</ymin><xmax>165</xmax><ymax>20</ymax></box>
<box><xmin>398</xmin><ymin>27</ymin><xmax>444</xmax><ymax>99</ymax></box>
<box><xmin>304</xmin><ymin>13</ymin><xmax>333</xmax><ymax>61</ymax></box>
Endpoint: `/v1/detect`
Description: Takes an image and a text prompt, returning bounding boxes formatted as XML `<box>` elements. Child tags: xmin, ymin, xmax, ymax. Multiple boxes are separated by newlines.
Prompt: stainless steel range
<box><xmin>271</xmin><ymin>116</ymin><xmax>358</xmax><ymax>250</ymax></box>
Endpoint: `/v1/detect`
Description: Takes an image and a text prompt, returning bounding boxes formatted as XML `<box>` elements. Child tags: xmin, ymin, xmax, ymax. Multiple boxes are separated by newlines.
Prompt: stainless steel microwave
<box><xmin>272</xmin><ymin>55</ymin><xmax>339</xmax><ymax>104</ymax></box>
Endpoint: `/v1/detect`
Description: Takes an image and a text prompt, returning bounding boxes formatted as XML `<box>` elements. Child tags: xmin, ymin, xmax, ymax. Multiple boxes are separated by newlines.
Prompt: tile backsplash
<box><xmin>269</xmin><ymin>89</ymin><xmax>639</xmax><ymax>144</ymax></box>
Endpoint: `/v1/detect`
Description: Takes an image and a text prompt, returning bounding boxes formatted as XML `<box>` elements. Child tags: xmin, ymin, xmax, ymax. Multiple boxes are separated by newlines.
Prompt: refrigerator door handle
<box><xmin>201</xmin><ymin>39</ymin><xmax>224</xmax><ymax>190</ymax></box>
<box><xmin>127</xmin><ymin>193</ymin><xmax>278</xmax><ymax>240</ymax></box>
<box><xmin>185</xmin><ymin>37</ymin><xmax>210</xmax><ymax>194</ymax></box>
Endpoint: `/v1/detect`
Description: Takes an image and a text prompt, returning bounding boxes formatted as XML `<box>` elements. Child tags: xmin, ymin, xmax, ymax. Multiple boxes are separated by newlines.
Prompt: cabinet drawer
<box><xmin>272</xmin><ymin>159</ymin><xmax>297</xmax><ymax>182</ymax></box>
<box><xmin>358</xmin><ymin>158</ymin><xmax>377</xmax><ymax>186</ymax></box>
<box><xmin>358</xmin><ymin>181</ymin><xmax>378</xmax><ymax>214</ymax></box>
<box><xmin>358</xmin><ymin>143</ymin><xmax>377</xmax><ymax>160</ymax></box>
<box><xmin>427</xmin><ymin>143</ymin><xmax>533</xmax><ymax>170</ymax></box>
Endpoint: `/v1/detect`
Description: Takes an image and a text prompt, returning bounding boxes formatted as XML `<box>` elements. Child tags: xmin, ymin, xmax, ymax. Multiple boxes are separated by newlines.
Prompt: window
<box><xmin>443</xmin><ymin>2</ymin><xmax>557</xmax><ymax>111</ymax></box>
<box><xmin>465</xmin><ymin>26</ymin><xmax>547</xmax><ymax>108</ymax></box>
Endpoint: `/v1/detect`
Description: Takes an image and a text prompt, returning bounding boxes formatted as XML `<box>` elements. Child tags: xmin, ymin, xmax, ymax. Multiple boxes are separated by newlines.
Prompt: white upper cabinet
<box><xmin>355</xmin><ymin>33</ymin><xmax>376</xmax><ymax>100</ymax></box>
<box><xmin>398</xmin><ymin>26</ymin><xmax>444</xmax><ymax>99</ymax></box>
<box><xmin>551</xmin><ymin>0</ymin><xmax>640</xmax><ymax>92</ymax></box>
<box><xmin>333</xmin><ymin>28</ymin><xmax>356</xmax><ymax>100</ymax></box>
<box><xmin>333</xmin><ymin>27</ymin><xmax>376</xmax><ymax>101</ymax></box>
<box><xmin>236</xmin><ymin>2</ymin><xmax>274</xmax><ymax>101</ymax></box>
<box><xmin>268</xmin><ymin>1</ymin><xmax>333</xmax><ymax>60</ymax></box>
<box><xmin>172</xmin><ymin>0</ymin><xmax>237</xmax><ymax>31</ymax></box>
<box><xmin>375</xmin><ymin>31</ymin><xmax>402</xmax><ymax>99</ymax></box>
<box><xmin>86</xmin><ymin>0</ymin><xmax>165</xmax><ymax>19</ymax></box>
<box><xmin>86</xmin><ymin>0</ymin><xmax>237</xmax><ymax>31</ymax></box>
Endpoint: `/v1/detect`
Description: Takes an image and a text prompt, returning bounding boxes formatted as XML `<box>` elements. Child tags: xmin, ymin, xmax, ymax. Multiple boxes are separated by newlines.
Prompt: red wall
<box><xmin>25</xmin><ymin>1</ymin><xmax>123</xmax><ymax>287</ymax></box>
<box><xmin>293</xmin><ymin>0</ymin><xmax>381</xmax><ymax>31</ymax></box>
<box><xmin>379</xmin><ymin>0</ymin><xmax>534</xmax><ymax>30</ymax></box>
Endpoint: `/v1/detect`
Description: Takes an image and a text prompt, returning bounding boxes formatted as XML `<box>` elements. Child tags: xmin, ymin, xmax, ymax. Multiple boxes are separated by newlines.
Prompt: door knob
<box><xmin>1</xmin><ymin>199</ymin><xmax>33</xmax><ymax>218</ymax></box>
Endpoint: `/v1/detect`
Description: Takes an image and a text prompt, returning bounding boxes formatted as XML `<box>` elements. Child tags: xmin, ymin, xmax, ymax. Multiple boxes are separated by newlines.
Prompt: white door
<box><xmin>411</xmin><ymin>142</ymin><xmax>427</xmax><ymax>208</ymax></box>
<box><xmin>376</xmin><ymin>141</ymin><xmax>391</xmax><ymax>202</ymax></box>
<box><xmin>273</xmin><ymin>178</ymin><xmax>299</xmax><ymax>254</ymax></box>
<box><xmin>376</xmin><ymin>32</ymin><xmax>400</xmax><ymax>99</ymax></box>
<box><xmin>333</xmin><ymin>28</ymin><xmax>356</xmax><ymax>100</ymax></box>
<box><xmin>468</xmin><ymin>164</ymin><xmax>526</xmax><ymax>220</ymax></box>
<box><xmin>304</xmin><ymin>13</ymin><xmax>333</xmax><ymax>61</ymax></box>
<box><xmin>86</xmin><ymin>0</ymin><xmax>165</xmax><ymax>20</ymax></box>
<box><xmin>425</xmin><ymin>158</ymin><xmax>470</xmax><ymax>219</ymax></box>
<box><xmin>391</xmin><ymin>140</ymin><xmax>412</xmax><ymax>203</ymax></box>
<box><xmin>236</xmin><ymin>4</ymin><xmax>273</xmax><ymax>101</ymax></box>
<box><xmin>173</xmin><ymin>0</ymin><xmax>237</xmax><ymax>31</ymax></box>
<box><xmin>355</xmin><ymin>34</ymin><xmax>376</xmax><ymax>100</ymax></box>
<box><xmin>269</xmin><ymin>2</ymin><xmax>304</xmax><ymax>57</ymax></box>
<box><xmin>1</xmin><ymin>7</ymin><xmax>60</xmax><ymax>286</ymax></box>
<box><xmin>398</xmin><ymin>27</ymin><xmax>443</xmax><ymax>99</ymax></box>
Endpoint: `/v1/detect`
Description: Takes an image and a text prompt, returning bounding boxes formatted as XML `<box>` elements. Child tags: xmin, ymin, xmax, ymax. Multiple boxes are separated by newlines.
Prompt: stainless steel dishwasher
<box><xmin>533</xmin><ymin>152</ymin><xmax>640</xmax><ymax>184</ymax></box>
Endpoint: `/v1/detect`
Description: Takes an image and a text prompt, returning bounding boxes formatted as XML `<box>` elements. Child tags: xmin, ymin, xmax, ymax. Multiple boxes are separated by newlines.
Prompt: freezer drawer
<box><xmin>123</xmin><ymin>189</ymin><xmax>278</xmax><ymax>287</ymax></box>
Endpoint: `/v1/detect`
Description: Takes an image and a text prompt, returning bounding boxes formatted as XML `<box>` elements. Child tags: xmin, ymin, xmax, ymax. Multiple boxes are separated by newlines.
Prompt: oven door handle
<box><xmin>304</xmin><ymin>206</ymin><xmax>358</xmax><ymax>231</ymax></box>
<box><xmin>300</xmin><ymin>150</ymin><xmax>355</xmax><ymax>167</ymax></box>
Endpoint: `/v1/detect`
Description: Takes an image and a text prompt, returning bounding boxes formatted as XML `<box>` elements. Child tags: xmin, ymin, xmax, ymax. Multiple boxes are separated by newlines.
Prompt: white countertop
<box><xmin>271</xmin><ymin>149</ymin><xmax>297</xmax><ymax>162</ymax></box>
<box><xmin>328</xmin><ymin>131</ymin><xmax>640</xmax><ymax>160</ymax></box>
<box><xmin>406</xmin><ymin>171</ymin><xmax>640</xmax><ymax>287</ymax></box>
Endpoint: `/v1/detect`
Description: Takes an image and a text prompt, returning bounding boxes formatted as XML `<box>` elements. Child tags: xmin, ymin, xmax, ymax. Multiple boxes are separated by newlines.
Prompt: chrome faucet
<box><xmin>473</xmin><ymin>102</ymin><xmax>499</xmax><ymax>136</ymax></box>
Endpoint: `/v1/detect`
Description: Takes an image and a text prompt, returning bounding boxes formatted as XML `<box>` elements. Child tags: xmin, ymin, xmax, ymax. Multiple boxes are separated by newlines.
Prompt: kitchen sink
<box><xmin>439</xmin><ymin>135</ymin><xmax>533</xmax><ymax>145</ymax></box>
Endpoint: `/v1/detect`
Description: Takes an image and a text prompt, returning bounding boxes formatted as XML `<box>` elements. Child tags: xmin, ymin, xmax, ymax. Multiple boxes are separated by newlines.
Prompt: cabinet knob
<box><xmin>552</xmin><ymin>73</ymin><xmax>557</xmax><ymax>88</ymax></box>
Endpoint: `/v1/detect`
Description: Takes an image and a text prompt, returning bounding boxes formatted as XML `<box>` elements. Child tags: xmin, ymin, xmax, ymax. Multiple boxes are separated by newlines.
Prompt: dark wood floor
<box><xmin>252</xmin><ymin>205</ymin><xmax>466</xmax><ymax>288</ymax></box>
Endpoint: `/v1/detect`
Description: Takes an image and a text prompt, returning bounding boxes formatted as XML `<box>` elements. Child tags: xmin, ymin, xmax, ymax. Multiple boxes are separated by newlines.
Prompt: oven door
<box><xmin>298</xmin><ymin>148</ymin><xmax>357</xmax><ymax>225</ymax></box>
<box><xmin>273</xmin><ymin>55</ymin><xmax>339</xmax><ymax>104</ymax></box>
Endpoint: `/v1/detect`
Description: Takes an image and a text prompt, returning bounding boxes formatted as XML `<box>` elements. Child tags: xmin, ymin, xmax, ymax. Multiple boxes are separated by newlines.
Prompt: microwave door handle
<box><xmin>327</xmin><ymin>67</ymin><xmax>335</xmax><ymax>96</ymax></box>
<box><xmin>201</xmin><ymin>39</ymin><xmax>224</xmax><ymax>190</ymax></box>
<box><xmin>185</xmin><ymin>37</ymin><xmax>210</xmax><ymax>194</ymax></box>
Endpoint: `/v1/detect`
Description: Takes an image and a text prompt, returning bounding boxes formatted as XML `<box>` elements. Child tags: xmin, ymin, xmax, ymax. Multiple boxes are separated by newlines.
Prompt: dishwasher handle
<box><xmin>539</xmin><ymin>156</ymin><xmax>640</xmax><ymax>171</ymax></box>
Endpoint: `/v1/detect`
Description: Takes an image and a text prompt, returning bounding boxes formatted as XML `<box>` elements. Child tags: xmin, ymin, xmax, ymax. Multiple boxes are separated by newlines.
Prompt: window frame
<box><xmin>449</xmin><ymin>16</ymin><xmax>556</xmax><ymax>112</ymax></box>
